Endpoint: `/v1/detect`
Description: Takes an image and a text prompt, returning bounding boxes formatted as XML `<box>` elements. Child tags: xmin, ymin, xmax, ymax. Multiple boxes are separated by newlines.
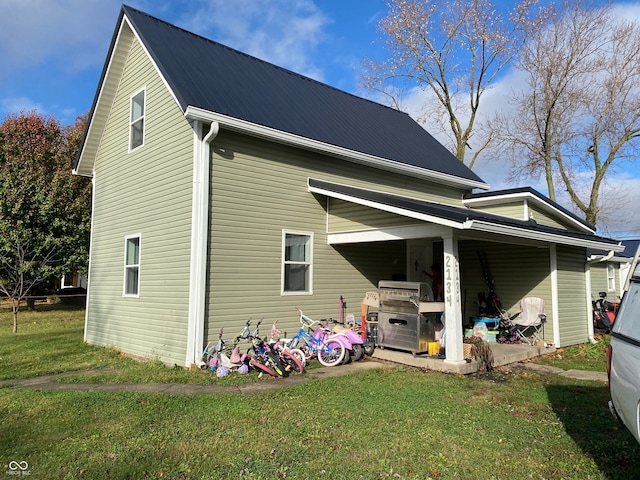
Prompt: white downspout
<box><xmin>186</xmin><ymin>121</ymin><xmax>219</xmax><ymax>367</ymax></box>
<box><xmin>84</xmin><ymin>175</ymin><xmax>97</xmax><ymax>343</ymax></box>
<box><xmin>585</xmin><ymin>264</ymin><xmax>595</xmax><ymax>343</ymax></box>
<box><xmin>587</xmin><ymin>250</ymin><xmax>614</xmax><ymax>263</ymax></box>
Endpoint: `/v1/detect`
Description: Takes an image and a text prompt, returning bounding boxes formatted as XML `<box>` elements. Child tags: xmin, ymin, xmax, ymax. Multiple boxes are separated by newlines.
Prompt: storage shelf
<box><xmin>419</xmin><ymin>302</ymin><xmax>445</xmax><ymax>313</ymax></box>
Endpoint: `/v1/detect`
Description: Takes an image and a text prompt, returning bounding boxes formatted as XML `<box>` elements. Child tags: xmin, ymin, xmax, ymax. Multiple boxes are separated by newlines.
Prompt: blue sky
<box><xmin>0</xmin><ymin>0</ymin><xmax>387</xmax><ymax>125</ymax></box>
<box><xmin>1</xmin><ymin>0</ymin><xmax>640</xmax><ymax>238</ymax></box>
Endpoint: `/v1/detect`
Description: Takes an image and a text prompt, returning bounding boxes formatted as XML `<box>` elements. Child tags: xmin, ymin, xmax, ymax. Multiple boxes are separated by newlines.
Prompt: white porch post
<box><xmin>442</xmin><ymin>233</ymin><xmax>465</xmax><ymax>366</ymax></box>
<box><xmin>550</xmin><ymin>243</ymin><xmax>561</xmax><ymax>348</ymax></box>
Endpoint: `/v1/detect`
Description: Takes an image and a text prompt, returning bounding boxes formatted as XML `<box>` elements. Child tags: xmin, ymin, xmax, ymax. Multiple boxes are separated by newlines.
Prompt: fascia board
<box><xmin>327</xmin><ymin>224</ymin><xmax>451</xmax><ymax>244</ymax></box>
<box><xmin>307</xmin><ymin>183</ymin><xmax>466</xmax><ymax>230</ymax></box>
<box><xmin>74</xmin><ymin>14</ymin><xmax>185</xmax><ymax>177</ymax></box>
<box><xmin>587</xmin><ymin>254</ymin><xmax>632</xmax><ymax>263</ymax></box>
<box><xmin>467</xmin><ymin>220</ymin><xmax>623</xmax><ymax>252</ymax></box>
<box><xmin>463</xmin><ymin>191</ymin><xmax>594</xmax><ymax>234</ymax></box>
<box><xmin>124</xmin><ymin>16</ymin><xmax>184</xmax><ymax>116</ymax></box>
<box><xmin>74</xmin><ymin>20</ymin><xmax>133</xmax><ymax>177</ymax></box>
<box><xmin>310</xmin><ymin>180</ymin><xmax>622</xmax><ymax>251</ymax></box>
<box><xmin>185</xmin><ymin>106</ymin><xmax>490</xmax><ymax>191</ymax></box>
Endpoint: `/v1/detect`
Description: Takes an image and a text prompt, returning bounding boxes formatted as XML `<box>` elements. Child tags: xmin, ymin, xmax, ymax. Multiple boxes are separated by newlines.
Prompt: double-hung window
<box><xmin>282</xmin><ymin>231</ymin><xmax>313</xmax><ymax>295</ymax></box>
<box><xmin>129</xmin><ymin>88</ymin><xmax>145</xmax><ymax>151</ymax></box>
<box><xmin>607</xmin><ymin>263</ymin><xmax>616</xmax><ymax>292</ymax></box>
<box><xmin>124</xmin><ymin>234</ymin><xmax>141</xmax><ymax>297</ymax></box>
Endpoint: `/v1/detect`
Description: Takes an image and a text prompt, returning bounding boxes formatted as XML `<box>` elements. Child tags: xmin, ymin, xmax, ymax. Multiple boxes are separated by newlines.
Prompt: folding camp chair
<box><xmin>511</xmin><ymin>296</ymin><xmax>547</xmax><ymax>346</ymax></box>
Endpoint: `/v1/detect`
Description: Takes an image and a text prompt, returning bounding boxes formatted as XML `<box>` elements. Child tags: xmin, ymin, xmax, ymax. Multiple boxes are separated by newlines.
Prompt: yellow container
<box><xmin>428</xmin><ymin>342</ymin><xmax>440</xmax><ymax>356</ymax></box>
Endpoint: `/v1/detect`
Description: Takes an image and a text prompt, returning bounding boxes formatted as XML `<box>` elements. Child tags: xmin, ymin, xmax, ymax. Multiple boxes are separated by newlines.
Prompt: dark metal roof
<box><xmin>118</xmin><ymin>5</ymin><xmax>484</xmax><ymax>185</ymax></box>
<box><xmin>622</xmin><ymin>239</ymin><xmax>640</xmax><ymax>257</ymax></box>
<box><xmin>589</xmin><ymin>239</ymin><xmax>640</xmax><ymax>259</ymax></box>
<box><xmin>464</xmin><ymin>187</ymin><xmax>593</xmax><ymax>231</ymax></box>
<box><xmin>309</xmin><ymin>178</ymin><xmax>621</xmax><ymax>247</ymax></box>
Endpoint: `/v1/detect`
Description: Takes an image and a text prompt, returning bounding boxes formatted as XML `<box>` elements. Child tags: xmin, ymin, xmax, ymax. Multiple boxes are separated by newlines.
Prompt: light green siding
<box><xmin>556</xmin><ymin>245</ymin><xmax>588</xmax><ymax>346</ymax></box>
<box><xmin>528</xmin><ymin>205</ymin><xmax>573</xmax><ymax>230</ymax></box>
<box><xmin>470</xmin><ymin>201</ymin><xmax>578</xmax><ymax>230</ymax></box>
<box><xmin>204</xmin><ymin>130</ymin><xmax>425</xmax><ymax>340</ymax></box>
<box><xmin>590</xmin><ymin>262</ymin><xmax>621</xmax><ymax>302</ymax></box>
<box><xmin>328</xmin><ymin>198</ymin><xmax>423</xmax><ymax>232</ymax></box>
<box><xmin>473</xmin><ymin>202</ymin><xmax>524</xmax><ymax>220</ymax></box>
<box><xmin>459</xmin><ymin>241</ymin><xmax>552</xmax><ymax>335</ymax></box>
<box><xmin>85</xmin><ymin>38</ymin><xmax>194</xmax><ymax>365</ymax></box>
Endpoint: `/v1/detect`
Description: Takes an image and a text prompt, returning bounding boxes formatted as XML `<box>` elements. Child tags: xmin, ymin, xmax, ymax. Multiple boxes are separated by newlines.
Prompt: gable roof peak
<box><xmin>77</xmin><ymin>3</ymin><xmax>488</xmax><ymax>189</ymax></box>
<box><xmin>122</xmin><ymin>5</ymin><xmax>404</xmax><ymax>117</ymax></box>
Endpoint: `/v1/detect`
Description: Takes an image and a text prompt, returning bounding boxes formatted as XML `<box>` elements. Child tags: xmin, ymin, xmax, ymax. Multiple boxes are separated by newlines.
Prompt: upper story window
<box><xmin>129</xmin><ymin>88</ymin><xmax>145</xmax><ymax>151</ymax></box>
<box><xmin>282</xmin><ymin>230</ymin><xmax>313</xmax><ymax>295</ymax></box>
<box><xmin>124</xmin><ymin>234</ymin><xmax>141</xmax><ymax>297</ymax></box>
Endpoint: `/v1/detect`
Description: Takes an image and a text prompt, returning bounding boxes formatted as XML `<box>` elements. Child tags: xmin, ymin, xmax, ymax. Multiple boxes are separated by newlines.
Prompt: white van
<box><xmin>608</xmin><ymin>263</ymin><xmax>640</xmax><ymax>445</ymax></box>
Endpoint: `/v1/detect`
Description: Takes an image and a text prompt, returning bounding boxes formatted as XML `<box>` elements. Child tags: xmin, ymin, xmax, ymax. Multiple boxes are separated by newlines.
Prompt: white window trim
<box><xmin>128</xmin><ymin>86</ymin><xmax>146</xmax><ymax>153</ymax></box>
<box><xmin>607</xmin><ymin>263</ymin><xmax>616</xmax><ymax>292</ymax></box>
<box><xmin>281</xmin><ymin>230</ymin><xmax>313</xmax><ymax>296</ymax></box>
<box><xmin>123</xmin><ymin>233</ymin><xmax>141</xmax><ymax>298</ymax></box>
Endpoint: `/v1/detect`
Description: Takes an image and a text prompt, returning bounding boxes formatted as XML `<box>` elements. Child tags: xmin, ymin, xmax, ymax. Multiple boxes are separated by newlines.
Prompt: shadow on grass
<box><xmin>546</xmin><ymin>383</ymin><xmax>640</xmax><ymax>480</ymax></box>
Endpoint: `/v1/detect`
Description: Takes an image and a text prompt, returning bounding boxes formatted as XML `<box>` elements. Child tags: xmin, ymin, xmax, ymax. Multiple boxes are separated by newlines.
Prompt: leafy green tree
<box><xmin>0</xmin><ymin>111</ymin><xmax>91</xmax><ymax>332</ymax></box>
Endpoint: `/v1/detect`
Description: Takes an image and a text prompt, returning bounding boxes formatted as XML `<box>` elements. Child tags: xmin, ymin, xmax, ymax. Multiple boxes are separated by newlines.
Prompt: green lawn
<box><xmin>1</xmin><ymin>304</ymin><xmax>638</xmax><ymax>479</ymax></box>
<box><xmin>531</xmin><ymin>335</ymin><xmax>611</xmax><ymax>372</ymax></box>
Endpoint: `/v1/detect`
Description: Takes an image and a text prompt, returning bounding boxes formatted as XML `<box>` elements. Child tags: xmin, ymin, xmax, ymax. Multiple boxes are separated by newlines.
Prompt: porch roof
<box><xmin>308</xmin><ymin>178</ymin><xmax>623</xmax><ymax>252</ymax></box>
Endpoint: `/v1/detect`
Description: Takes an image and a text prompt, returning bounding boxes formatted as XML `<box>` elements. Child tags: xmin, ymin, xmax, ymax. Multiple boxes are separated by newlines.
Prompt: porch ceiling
<box><xmin>308</xmin><ymin>178</ymin><xmax>623</xmax><ymax>252</ymax></box>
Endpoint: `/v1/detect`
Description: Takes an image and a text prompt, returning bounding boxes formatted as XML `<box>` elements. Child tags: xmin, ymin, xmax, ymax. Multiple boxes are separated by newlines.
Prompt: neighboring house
<box><xmin>588</xmin><ymin>239</ymin><xmax>640</xmax><ymax>304</ymax></box>
<box><xmin>74</xmin><ymin>5</ymin><xmax>623</xmax><ymax>369</ymax></box>
<box><xmin>60</xmin><ymin>271</ymin><xmax>88</xmax><ymax>290</ymax></box>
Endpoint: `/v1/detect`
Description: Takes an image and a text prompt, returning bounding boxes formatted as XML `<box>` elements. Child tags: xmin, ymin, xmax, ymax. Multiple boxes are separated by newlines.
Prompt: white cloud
<box><xmin>0</xmin><ymin>0</ymin><xmax>121</xmax><ymax>76</ymax></box>
<box><xmin>0</xmin><ymin>0</ymin><xmax>335</xmax><ymax>122</ymax></box>
<box><xmin>175</xmin><ymin>0</ymin><xmax>331</xmax><ymax>81</ymax></box>
<box><xmin>1</xmin><ymin>96</ymin><xmax>45</xmax><ymax>117</ymax></box>
<box><xmin>611</xmin><ymin>2</ymin><xmax>640</xmax><ymax>20</ymax></box>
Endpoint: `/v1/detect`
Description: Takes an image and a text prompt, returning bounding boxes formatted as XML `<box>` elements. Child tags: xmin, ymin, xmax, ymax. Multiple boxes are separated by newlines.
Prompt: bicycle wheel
<box><xmin>363</xmin><ymin>338</ymin><xmax>376</xmax><ymax>356</ymax></box>
<box><xmin>317</xmin><ymin>339</ymin><xmax>345</xmax><ymax>367</ymax></box>
<box><xmin>264</xmin><ymin>351</ymin><xmax>287</xmax><ymax>377</ymax></box>
<box><xmin>249</xmin><ymin>357</ymin><xmax>278</xmax><ymax>377</ymax></box>
<box><xmin>351</xmin><ymin>343</ymin><xmax>364</xmax><ymax>362</ymax></box>
<box><xmin>287</xmin><ymin>347</ymin><xmax>306</xmax><ymax>367</ymax></box>
<box><xmin>280</xmin><ymin>350</ymin><xmax>304</xmax><ymax>374</ymax></box>
<box><xmin>341</xmin><ymin>345</ymin><xmax>352</xmax><ymax>364</ymax></box>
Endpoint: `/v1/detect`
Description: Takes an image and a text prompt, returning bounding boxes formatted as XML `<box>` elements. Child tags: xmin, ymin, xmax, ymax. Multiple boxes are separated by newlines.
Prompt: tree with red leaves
<box><xmin>0</xmin><ymin>111</ymin><xmax>91</xmax><ymax>332</ymax></box>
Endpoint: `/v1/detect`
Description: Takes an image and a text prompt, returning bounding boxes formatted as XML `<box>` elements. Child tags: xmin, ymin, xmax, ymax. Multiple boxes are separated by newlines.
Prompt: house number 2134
<box><xmin>445</xmin><ymin>256</ymin><xmax>452</xmax><ymax>306</ymax></box>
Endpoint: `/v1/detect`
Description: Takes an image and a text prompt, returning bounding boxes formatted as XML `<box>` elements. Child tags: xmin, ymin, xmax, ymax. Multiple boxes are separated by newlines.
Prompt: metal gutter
<box><xmin>185</xmin><ymin>106</ymin><xmax>490</xmax><ymax>191</ymax></box>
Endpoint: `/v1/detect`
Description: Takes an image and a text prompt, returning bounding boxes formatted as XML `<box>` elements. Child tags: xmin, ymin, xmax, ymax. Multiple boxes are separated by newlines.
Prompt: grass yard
<box><xmin>531</xmin><ymin>335</ymin><xmax>611</xmax><ymax>372</ymax></box>
<box><xmin>1</xmin><ymin>304</ymin><xmax>639</xmax><ymax>479</ymax></box>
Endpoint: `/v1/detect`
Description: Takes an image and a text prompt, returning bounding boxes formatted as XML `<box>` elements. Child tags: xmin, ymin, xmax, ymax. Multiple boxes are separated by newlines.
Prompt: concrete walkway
<box><xmin>0</xmin><ymin>360</ymin><xmax>386</xmax><ymax>395</ymax></box>
<box><xmin>0</xmin><ymin>357</ymin><xmax>607</xmax><ymax>396</ymax></box>
<box><xmin>514</xmin><ymin>362</ymin><xmax>608</xmax><ymax>382</ymax></box>
<box><xmin>371</xmin><ymin>342</ymin><xmax>557</xmax><ymax>374</ymax></box>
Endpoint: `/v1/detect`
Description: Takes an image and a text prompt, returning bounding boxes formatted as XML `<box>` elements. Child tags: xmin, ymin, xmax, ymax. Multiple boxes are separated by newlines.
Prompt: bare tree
<box><xmin>362</xmin><ymin>0</ymin><xmax>545</xmax><ymax>167</ymax></box>
<box><xmin>492</xmin><ymin>0</ymin><xmax>640</xmax><ymax>226</ymax></box>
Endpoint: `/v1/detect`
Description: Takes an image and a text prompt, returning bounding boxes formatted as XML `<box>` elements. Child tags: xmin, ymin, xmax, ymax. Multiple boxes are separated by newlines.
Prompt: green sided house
<box><xmin>74</xmin><ymin>5</ymin><xmax>623</xmax><ymax>370</ymax></box>
<box><xmin>588</xmin><ymin>240</ymin><xmax>640</xmax><ymax>307</ymax></box>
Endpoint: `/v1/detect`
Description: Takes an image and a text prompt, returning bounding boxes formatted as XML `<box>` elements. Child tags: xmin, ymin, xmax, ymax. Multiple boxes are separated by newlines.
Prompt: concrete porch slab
<box><xmin>371</xmin><ymin>342</ymin><xmax>555</xmax><ymax>374</ymax></box>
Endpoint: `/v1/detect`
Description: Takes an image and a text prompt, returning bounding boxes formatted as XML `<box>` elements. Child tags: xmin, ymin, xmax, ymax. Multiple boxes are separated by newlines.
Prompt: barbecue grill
<box><xmin>377</xmin><ymin>280</ymin><xmax>436</xmax><ymax>355</ymax></box>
